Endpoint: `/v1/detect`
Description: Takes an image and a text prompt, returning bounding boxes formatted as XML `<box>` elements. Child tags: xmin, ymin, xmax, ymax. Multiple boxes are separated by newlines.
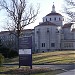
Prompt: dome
<box><xmin>42</xmin><ymin>3</ymin><xmax>63</xmax><ymax>26</ymax></box>
<box><xmin>46</xmin><ymin>12</ymin><xmax>62</xmax><ymax>16</ymax></box>
<box><xmin>46</xmin><ymin>3</ymin><xmax>62</xmax><ymax>16</ymax></box>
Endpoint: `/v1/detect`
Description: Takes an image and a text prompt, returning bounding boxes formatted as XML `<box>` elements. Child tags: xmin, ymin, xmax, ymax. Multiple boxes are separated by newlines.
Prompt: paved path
<box><xmin>33</xmin><ymin>64</ymin><xmax>75</xmax><ymax>71</ymax></box>
<box><xmin>3</xmin><ymin>64</ymin><xmax>75</xmax><ymax>70</ymax></box>
<box><xmin>57</xmin><ymin>69</ymin><xmax>75</xmax><ymax>75</ymax></box>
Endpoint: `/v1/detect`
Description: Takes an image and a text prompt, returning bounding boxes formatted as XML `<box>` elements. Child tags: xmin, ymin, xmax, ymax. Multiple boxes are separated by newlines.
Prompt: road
<box><xmin>57</xmin><ymin>69</ymin><xmax>75</xmax><ymax>75</ymax></box>
<box><xmin>33</xmin><ymin>64</ymin><xmax>75</xmax><ymax>71</ymax></box>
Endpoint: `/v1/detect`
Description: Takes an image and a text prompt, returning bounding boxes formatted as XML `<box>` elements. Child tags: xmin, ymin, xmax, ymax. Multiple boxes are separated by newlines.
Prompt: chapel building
<box><xmin>0</xmin><ymin>4</ymin><xmax>75</xmax><ymax>53</ymax></box>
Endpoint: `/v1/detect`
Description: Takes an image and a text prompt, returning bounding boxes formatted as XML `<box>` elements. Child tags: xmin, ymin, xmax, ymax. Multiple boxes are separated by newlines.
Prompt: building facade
<box><xmin>0</xmin><ymin>4</ymin><xmax>75</xmax><ymax>53</ymax></box>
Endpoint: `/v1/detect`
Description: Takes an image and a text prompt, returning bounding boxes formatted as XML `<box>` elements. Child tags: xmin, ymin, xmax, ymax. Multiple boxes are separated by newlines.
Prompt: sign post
<box><xmin>19</xmin><ymin>37</ymin><xmax>32</xmax><ymax>69</ymax></box>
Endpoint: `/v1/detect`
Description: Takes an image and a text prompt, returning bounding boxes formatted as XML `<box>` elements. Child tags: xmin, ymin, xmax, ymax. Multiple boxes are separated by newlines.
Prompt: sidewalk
<box><xmin>57</xmin><ymin>69</ymin><xmax>75</xmax><ymax>75</ymax></box>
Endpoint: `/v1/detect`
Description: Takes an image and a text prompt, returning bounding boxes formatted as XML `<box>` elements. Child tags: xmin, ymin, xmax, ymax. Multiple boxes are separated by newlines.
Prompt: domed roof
<box><xmin>35</xmin><ymin>21</ymin><xmax>57</xmax><ymax>27</ymax></box>
<box><xmin>46</xmin><ymin>12</ymin><xmax>62</xmax><ymax>16</ymax></box>
<box><xmin>46</xmin><ymin>3</ymin><xmax>62</xmax><ymax>16</ymax></box>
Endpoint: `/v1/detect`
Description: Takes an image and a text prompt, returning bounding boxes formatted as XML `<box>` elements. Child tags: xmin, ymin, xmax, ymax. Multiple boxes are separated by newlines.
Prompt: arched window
<box><xmin>50</xmin><ymin>18</ymin><xmax>51</xmax><ymax>21</ymax></box>
<box><xmin>47</xmin><ymin>28</ymin><xmax>49</xmax><ymax>32</ymax></box>
<box><xmin>46</xmin><ymin>18</ymin><xmax>47</xmax><ymax>21</ymax></box>
<box><xmin>54</xmin><ymin>17</ymin><xmax>56</xmax><ymax>21</ymax></box>
<box><xmin>59</xmin><ymin>18</ymin><xmax>60</xmax><ymax>21</ymax></box>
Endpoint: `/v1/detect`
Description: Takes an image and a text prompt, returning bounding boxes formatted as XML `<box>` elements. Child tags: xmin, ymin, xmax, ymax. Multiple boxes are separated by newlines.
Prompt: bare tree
<box><xmin>0</xmin><ymin>0</ymin><xmax>39</xmax><ymax>68</ymax></box>
<box><xmin>64</xmin><ymin>0</ymin><xmax>75</xmax><ymax>22</ymax></box>
<box><xmin>0</xmin><ymin>0</ymin><xmax>39</xmax><ymax>48</ymax></box>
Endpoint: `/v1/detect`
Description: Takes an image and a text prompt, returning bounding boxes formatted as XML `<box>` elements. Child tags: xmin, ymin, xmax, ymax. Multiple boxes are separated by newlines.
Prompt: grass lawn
<box><xmin>1</xmin><ymin>50</ymin><xmax>75</xmax><ymax>75</ymax></box>
<box><xmin>4</xmin><ymin>50</ymin><xmax>75</xmax><ymax>64</ymax></box>
<box><xmin>33</xmin><ymin>51</ymin><xmax>75</xmax><ymax>64</ymax></box>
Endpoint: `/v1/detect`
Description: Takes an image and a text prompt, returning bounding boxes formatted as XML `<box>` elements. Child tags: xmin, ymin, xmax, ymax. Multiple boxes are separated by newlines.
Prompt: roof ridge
<box><xmin>62</xmin><ymin>23</ymin><xmax>73</xmax><ymax>28</ymax></box>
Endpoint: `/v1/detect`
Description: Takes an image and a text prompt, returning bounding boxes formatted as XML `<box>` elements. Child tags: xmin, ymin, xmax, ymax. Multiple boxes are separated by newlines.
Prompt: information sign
<box><xmin>19</xmin><ymin>37</ymin><xmax>32</xmax><ymax>69</ymax></box>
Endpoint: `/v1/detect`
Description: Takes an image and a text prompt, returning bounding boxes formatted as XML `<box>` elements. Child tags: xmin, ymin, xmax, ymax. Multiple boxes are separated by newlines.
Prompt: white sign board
<box><xmin>19</xmin><ymin>49</ymin><xmax>31</xmax><ymax>54</ymax></box>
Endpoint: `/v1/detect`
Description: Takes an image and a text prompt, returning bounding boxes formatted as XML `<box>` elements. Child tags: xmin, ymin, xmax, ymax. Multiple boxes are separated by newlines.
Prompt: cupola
<box><xmin>51</xmin><ymin>2</ymin><xmax>56</xmax><ymax>13</ymax></box>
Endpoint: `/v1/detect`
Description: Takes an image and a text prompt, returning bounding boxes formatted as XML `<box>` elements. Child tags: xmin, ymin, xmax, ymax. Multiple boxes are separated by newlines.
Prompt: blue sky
<box><xmin>0</xmin><ymin>0</ymin><xmax>64</xmax><ymax>31</ymax></box>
